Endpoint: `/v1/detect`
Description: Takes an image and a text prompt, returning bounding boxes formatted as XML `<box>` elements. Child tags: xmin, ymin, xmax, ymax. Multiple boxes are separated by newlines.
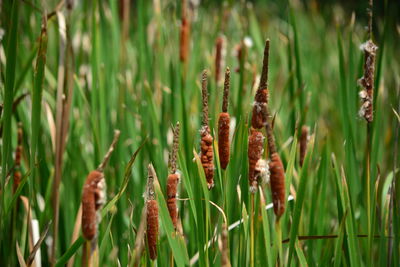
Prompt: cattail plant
<box><xmin>359</xmin><ymin>0</ymin><xmax>378</xmax><ymax>262</ymax></box>
<box><xmin>265</xmin><ymin>110</ymin><xmax>286</xmax><ymax>219</ymax></box>
<box><xmin>146</xmin><ymin>164</ymin><xmax>159</xmax><ymax>261</ymax></box>
<box><xmin>251</xmin><ymin>39</ymin><xmax>270</xmax><ymax>129</ymax></box>
<box><xmin>299</xmin><ymin>125</ymin><xmax>309</xmax><ymax>167</ymax></box>
<box><xmin>248</xmin><ymin>128</ymin><xmax>264</xmax><ymax>193</ymax></box>
<box><xmin>13</xmin><ymin>123</ymin><xmax>23</xmax><ymax>194</ymax></box>
<box><xmin>167</xmin><ymin>122</ymin><xmax>180</xmax><ymax>230</ymax></box>
<box><xmin>358</xmin><ymin>40</ymin><xmax>377</xmax><ymax>122</ymax></box>
<box><xmin>215</xmin><ymin>35</ymin><xmax>226</xmax><ymax>84</ymax></box>
<box><xmin>81</xmin><ymin>130</ymin><xmax>120</xmax><ymax>265</ymax></box>
<box><xmin>179</xmin><ymin>0</ymin><xmax>190</xmax><ymax>64</ymax></box>
<box><xmin>200</xmin><ymin>70</ymin><xmax>215</xmax><ymax>189</ymax></box>
<box><xmin>218</xmin><ymin>68</ymin><xmax>231</xmax><ymax>170</ymax></box>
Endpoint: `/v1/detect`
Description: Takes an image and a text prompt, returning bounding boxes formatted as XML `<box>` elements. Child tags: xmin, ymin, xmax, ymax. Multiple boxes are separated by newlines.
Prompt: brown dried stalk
<box><xmin>146</xmin><ymin>164</ymin><xmax>159</xmax><ymax>261</ymax></box>
<box><xmin>219</xmin><ymin>222</ymin><xmax>231</xmax><ymax>267</ymax></box>
<box><xmin>13</xmin><ymin>123</ymin><xmax>23</xmax><ymax>193</ymax></box>
<box><xmin>179</xmin><ymin>0</ymin><xmax>190</xmax><ymax>63</ymax></box>
<box><xmin>299</xmin><ymin>125</ymin><xmax>309</xmax><ymax>167</ymax></box>
<box><xmin>200</xmin><ymin>70</ymin><xmax>214</xmax><ymax>189</ymax></box>
<box><xmin>167</xmin><ymin>122</ymin><xmax>180</xmax><ymax>230</ymax></box>
<box><xmin>251</xmin><ymin>39</ymin><xmax>270</xmax><ymax>129</ymax></box>
<box><xmin>218</xmin><ymin>68</ymin><xmax>230</xmax><ymax>170</ymax></box>
<box><xmin>248</xmin><ymin>128</ymin><xmax>264</xmax><ymax>193</ymax></box>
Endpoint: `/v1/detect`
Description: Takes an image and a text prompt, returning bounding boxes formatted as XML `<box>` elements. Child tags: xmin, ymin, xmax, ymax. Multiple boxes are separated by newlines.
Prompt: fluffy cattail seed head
<box><xmin>200</xmin><ymin>70</ymin><xmax>214</xmax><ymax>189</ymax></box>
<box><xmin>248</xmin><ymin>129</ymin><xmax>264</xmax><ymax>193</ymax></box>
<box><xmin>358</xmin><ymin>40</ymin><xmax>377</xmax><ymax>123</ymax></box>
<box><xmin>200</xmin><ymin>126</ymin><xmax>214</xmax><ymax>189</ymax></box>
<box><xmin>81</xmin><ymin>170</ymin><xmax>106</xmax><ymax>240</ymax></box>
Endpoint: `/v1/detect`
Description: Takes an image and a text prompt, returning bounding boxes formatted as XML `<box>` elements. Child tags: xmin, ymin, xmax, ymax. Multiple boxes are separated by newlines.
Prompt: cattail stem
<box><xmin>97</xmin><ymin>130</ymin><xmax>121</xmax><ymax>172</ymax></box>
<box><xmin>250</xmin><ymin>194</ymin><xmax>255</xmax><ymax>267</ymax></box>
<box><xmin>368</xmin><ymin>0</ymin><xmax>373</xmax><ymax>40</ymax></box>
<box><xmin>275</xmin><ymin>220</ymin><xmax>283</xmax><ymax>267</ymax></box>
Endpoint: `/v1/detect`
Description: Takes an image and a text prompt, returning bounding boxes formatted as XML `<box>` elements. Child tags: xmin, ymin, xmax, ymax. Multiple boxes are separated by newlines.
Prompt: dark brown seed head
<box><xmin>167</xmin><ymin>173</ymin><xmax>180</xmax><ymax>229</ymax></box>
<box><xmin>218</xmin><ymin>113</ymin><xmax>230</xmax><ymax>170</ymax></box>
<box><xmin>82</xmin><ymin>170</ymin><xmax>106</xmax><ymax>240</ymax></box>
<box><xmin>269</xmin><ymin>152</ymin><xmax>285</xmax><ymax>219</ymax></box>
<box><xmin>147</xmin><ymin>199</ymin><xmax>158</xmax><ymax>260</ymax></box>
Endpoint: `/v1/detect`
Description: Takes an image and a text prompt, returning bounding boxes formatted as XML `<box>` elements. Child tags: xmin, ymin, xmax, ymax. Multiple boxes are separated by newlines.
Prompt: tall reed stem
<box><xmin>250</xmin><ymin>194</ymin><xmax>255</xmax><ymax>267</ymax></box>
<box><xmin>276</xmin><ymin>220</ymin><xmax>283</xmax><ymax>267</ymax></box>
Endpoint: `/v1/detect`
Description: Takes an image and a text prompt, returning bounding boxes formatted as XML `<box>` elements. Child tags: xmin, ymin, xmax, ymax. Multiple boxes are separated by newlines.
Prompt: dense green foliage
<box><xmin>0</xmin><ymin>0</ymin><xmax>399</xmax><ymax>266</ymax></box>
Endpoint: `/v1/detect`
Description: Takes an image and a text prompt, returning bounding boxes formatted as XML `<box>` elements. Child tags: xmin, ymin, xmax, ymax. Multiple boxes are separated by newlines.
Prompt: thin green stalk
<box><xmin>250</xmin><ymin>194</ymin><xmax>255</xmax><ymax>267</ymax></box>
<box><xmin>276</xmin><ymin>220</ymin><xmax>283</xmax><ymax>267</ymax></box>
<box><xmin>366</xmin><ymin>123</ymin><xmax>372</xmax><ymax>264</ymax></box>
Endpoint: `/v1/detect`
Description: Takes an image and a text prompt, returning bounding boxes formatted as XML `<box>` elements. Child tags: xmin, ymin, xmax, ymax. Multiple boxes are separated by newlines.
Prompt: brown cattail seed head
<box><xmin>146</xmin><ymin>164</ymin><xmax>159</xmax><ymax>260</ymax></box>
<box><xmin>200</xmin><ymin>70</ymin><xmax>214</xmax><ymax>189</ymax></box>
<box><xmin>82</xmin><ymin>170</ymin><xmax>106</xmax><ymax>240</ymax></box>
<box><xmin>215</xmin><ymin>35</ymin><xmax>226</xmax><ymax>84</ymax></box>
<box><xmin>358</xmin><ymin>40</ymin><xmax>377</xmax><ymax>123</ymax></box>
<box><xmin>179</xmin><ymin>0</ymin><xmax>190</xmax><ymax>63</ymax></box>
<box><xmin>248</xmin><ymin>129</ymin><xmax>264</xmax><ymax>193</ymax></box>
<box><xmin>299</xmin><ymin>126</ymin><xmax>309</xmax><ymax>167</ymax></box>
<box><xmin>218</xmin><ymin>68</ymin><xmax>231</xmax><ymax>170</ymax></box>
<box><xmin>167</xmin><ymin>173</ymin><xmax>180</xmax><ymax>229</ymax></box>
<box><xmin>269</xmin><ymin>152</ymin><xmax>285</xmax><ymax>219</ymax></box>
<box><xmin>218</xmin><ymin>113</ymin><xmax>230</xmax><ymax>170</ymax></box>
<box><xmin>147</xmin><ymin>199</ymin><xmax>158</xmax><ymax>260</ymax></box>
<box><xmin>13</xmin><ymin>124</ymin><xmax>23</xmax><ymax>193</ymax></box>
<box><xmin>201</xmin><ymin>126</ymin><xmax>214</xmax><ymax>189</ymax></box>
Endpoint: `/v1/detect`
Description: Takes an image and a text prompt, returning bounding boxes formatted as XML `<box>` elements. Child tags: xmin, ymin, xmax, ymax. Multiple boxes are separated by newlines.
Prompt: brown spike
<box><xmin>81</xmin><ymin>170</ymin><xmax>105</xmax><ymax>240</ymax></box>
